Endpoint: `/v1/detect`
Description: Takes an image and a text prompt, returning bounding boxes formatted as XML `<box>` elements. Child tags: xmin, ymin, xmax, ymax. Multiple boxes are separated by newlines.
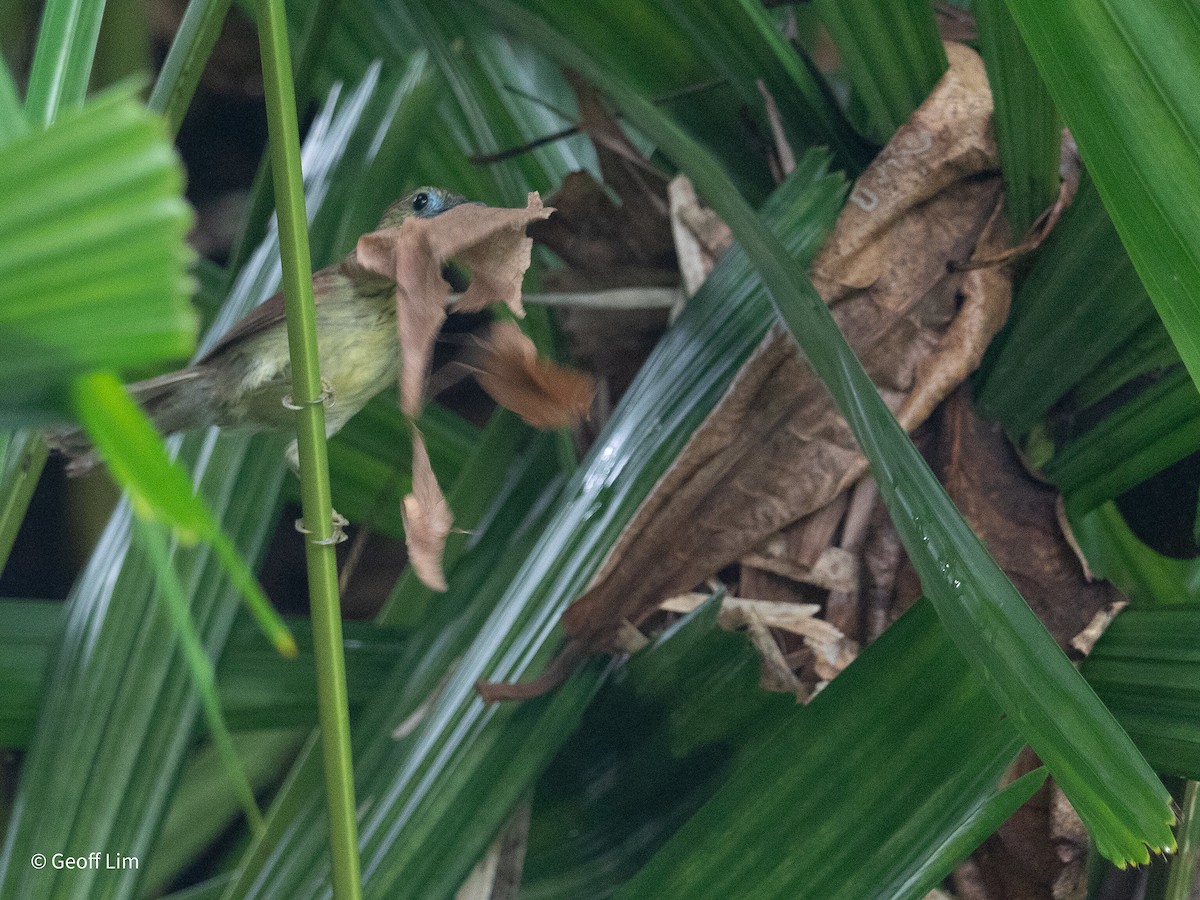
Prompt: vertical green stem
<box><xmin>257</xmin><ymin>1</ymin><xmax>361</xmax><ymax>898</ymax></box>
<box><xmin>1164</xmin><ymin>781</ymin><xmax>1200</xmax><ymax>899</ymax></box>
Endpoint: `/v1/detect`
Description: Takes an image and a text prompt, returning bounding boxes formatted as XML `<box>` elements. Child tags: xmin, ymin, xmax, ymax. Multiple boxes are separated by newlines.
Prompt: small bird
<box><xmin>52</xmin><ymin>187</ymin><xmax>469</xmax><ymax>473</ymax></box>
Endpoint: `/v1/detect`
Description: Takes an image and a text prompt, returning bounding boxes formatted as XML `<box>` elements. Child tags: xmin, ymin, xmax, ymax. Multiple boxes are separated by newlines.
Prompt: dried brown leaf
<box><xmin>402</xmin><ymin>431</ymin><xmax>452</xmax><ymax>592</ymax></box>
<box><xmin>356</xmin><ymin>193</ymin><xmax>553</xmax><ymax>414</ymax></box>
<box><xmin>356</xmin><ymin>195</ymin><xmax>552</xmax><ymax>591</ymax></box>
<box><xmin>743</xmin><ymin>607</ymin><xmax>805</xmax><ymax>696</ymax></box>
<box><xmin>531</xmin><ymin>171</ymin><xmax>676</xmax><ymax>279</ymax></box>
<box><xmin>1069</xmin><ymin>602</ymin><xmax>1127</xmax><ymax>657</ymax></box>
<box><xmin>935</xmin><ymin>387</ymin><xmax>1123</xmax><ymax>652</ymax></box>
<box><xmin>482</xmin><ymin>43</ymin><xmax>1016</xmax><ymax>700</ymax></box>
<box><xmin>472</xmin><ymin>322</ymin><xmax>595</xmax><ymax>429</ymax></box>
<box><xmin>669</xmin><ymin>174</ymin><xmax>733</xmax><ymax>297</ymax></box>
<box><xmin>555</xmin><ymin>42</ymin><xmax>1005</xmax><ymax>652</ymax></box>
<box><xmin>741</xmin><ymin>544</ymin><xmax>858</xmax><ymax>592</ymax></box>
<box><xmin>357</xmin><ymin>225</ymin><xmax>446</xmax><ymax>418</ymax></box>
<box><xmin>453</xmin><ymin>198</ymin><xmax>551</xmax><ymax>316</ymax></box>
<box><xmin>565</xmin><ymin>70</ymin><xmax>672</xmax><ymax>229</ymax></box>
<box><xmin>528</xmin><ymin>73</ymin><xmax>675</xmax><ymax>288</ymax></box>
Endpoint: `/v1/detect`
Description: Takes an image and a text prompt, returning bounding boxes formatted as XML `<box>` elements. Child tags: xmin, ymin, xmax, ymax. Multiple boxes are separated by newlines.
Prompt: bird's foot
<box><xmin>294</xmin><ymin>510</ymin><xmax>350</xmax><ymax>545</ymax></box>
<box><xmin>281</xmin><ymin>378</ymin><xmax>336</xmax><ymax>412</ymax></box>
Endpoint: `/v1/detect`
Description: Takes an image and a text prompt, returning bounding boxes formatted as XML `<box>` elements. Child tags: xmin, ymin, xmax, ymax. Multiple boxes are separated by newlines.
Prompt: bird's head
<box><xmin>377</xmin><ymin>187</ymin><xmax>471</xmax><ymax>229</ymax></box>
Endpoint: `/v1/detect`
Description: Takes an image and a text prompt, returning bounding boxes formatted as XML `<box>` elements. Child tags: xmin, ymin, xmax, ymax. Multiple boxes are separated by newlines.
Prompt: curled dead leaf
<box><xmin>669</xmin><ymin>175</ymin><xmax>733</xmax><ymax>298</ymax></box>
<box><xmin>472</xmin><ymin>322</ymin><xmax>595</xmax><ymax>429</ymax></box>
<box><xmin>355</xmin><ymin>194</ymin><xmax>555</xmax><ymax>591</ymax></box>
<box><xmin>402</xmin><ymin>432</ymin><xmax>453</xmax><ymax>592</ymax></box>
<box><xmin>452</xmin><ymin>198</ymin><xmax>549</xmax><ymax>316</ymax></box>
<box><xmin>356</xmin><ymin>225</ymin><xmax>447</xmax><ymax>419</ymax></box>
<box><xmin>356</xmin><ymin>193</ymin><xmax>554</xmax><ymax>417</ymax></box>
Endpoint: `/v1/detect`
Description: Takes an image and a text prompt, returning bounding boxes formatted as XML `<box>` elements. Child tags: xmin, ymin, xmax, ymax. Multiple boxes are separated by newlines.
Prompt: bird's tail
<box><xmin>46</xmin><ymin>368</ymin><xmax>210</xmax><ymax>475</ymax></box>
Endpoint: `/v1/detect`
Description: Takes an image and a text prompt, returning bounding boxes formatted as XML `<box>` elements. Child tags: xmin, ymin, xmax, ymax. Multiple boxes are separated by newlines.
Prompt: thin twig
<box><xmin>950</xmin><ymin>175</ymin><xmax>1074</xmax><ymax>272</ymax></box>
<box><xmin>757</xmin><ymin>79</ymin><xmax>796</xmax><ymax>178</ymax></box>
<box><xmin>471</xmin><ymin>78</ymin><xmax>727</xmax><ymax>166</ymax></box>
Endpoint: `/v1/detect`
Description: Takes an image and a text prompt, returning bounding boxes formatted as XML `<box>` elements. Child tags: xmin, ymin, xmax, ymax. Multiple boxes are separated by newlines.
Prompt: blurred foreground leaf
<box><xmin>0</xmin><ymin>84</ymin><xmax>194</xmax><ymax>423</ymax></box>
<box><xmin>72</xmin><ymin>371</ymin><xmax>294</xmax><ymax>656</ymax></box>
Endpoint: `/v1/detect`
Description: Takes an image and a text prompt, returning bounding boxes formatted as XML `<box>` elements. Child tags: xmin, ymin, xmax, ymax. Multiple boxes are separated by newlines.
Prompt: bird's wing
<box><xmin>197</xmin><ymin>289</ymin><xmax>289</xmax><ymax>363</ymax></box>
<box><xmin>198</xmin><ymin>265</ymin><xmax>357</xmax><ymax>363</ymax></box>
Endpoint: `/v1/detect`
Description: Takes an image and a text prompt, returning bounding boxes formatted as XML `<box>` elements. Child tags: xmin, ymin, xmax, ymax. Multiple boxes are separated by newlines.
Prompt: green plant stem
<box><xmin>1164</xmin><ymin>781</ymin><xmax>1200</xmax><ymax>899</ymax></box>
<box><xmin>257</xmin><ymin>0</ymin><xmax>361</xmax><ymax>897</ymax></box>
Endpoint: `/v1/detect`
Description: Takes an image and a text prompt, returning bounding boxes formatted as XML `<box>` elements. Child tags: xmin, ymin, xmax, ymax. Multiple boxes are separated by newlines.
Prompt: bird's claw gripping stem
<box><xmin>295</xmin><ymin>510</ymin><xmax>349</xmax><ymax>545</ymax></box>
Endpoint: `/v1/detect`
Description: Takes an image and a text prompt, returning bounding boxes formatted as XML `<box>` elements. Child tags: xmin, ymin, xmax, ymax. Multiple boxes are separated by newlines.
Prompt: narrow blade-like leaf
<box><xmin>1001</xmin><ymin>2</ymin><xmax>1200</xmax><ymax>407</ymax></box>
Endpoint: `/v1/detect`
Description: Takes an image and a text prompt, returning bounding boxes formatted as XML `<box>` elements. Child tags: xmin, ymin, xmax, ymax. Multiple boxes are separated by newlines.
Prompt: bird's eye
<box><xmin>412</xmin><ymin>191</ymin><xmax>430</xmax><ymax>213</ymax></box>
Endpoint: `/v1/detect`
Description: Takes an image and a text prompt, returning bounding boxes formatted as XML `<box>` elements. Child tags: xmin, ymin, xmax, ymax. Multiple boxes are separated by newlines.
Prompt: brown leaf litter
<box><xmin>478</xmin><ymin>42</ymin><xmax>1022</xmax><ymax>701</ymax></box>
<box><xmin>669</xmin><ymin>174</ymin><xmax>734</xmax><ymax>300</ymax></box>
<box><xmin>924</xmin><ymin>387</ymin><xmax>1124</xmax><ymax>654</ymax></box>
<box><xmin>953</xmin><ymin>748</ymin><xmax>1089</xmax><ymax>900</ymax></box>
<box><xmin>356</xmin><ymin>194</ymin><xmax>594</xmax><ymax>591</ymax></box>
<box><xmin>400</xmin><ymin>432</ymin><xmax>454</xmax><ymax>592</ymax></box>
